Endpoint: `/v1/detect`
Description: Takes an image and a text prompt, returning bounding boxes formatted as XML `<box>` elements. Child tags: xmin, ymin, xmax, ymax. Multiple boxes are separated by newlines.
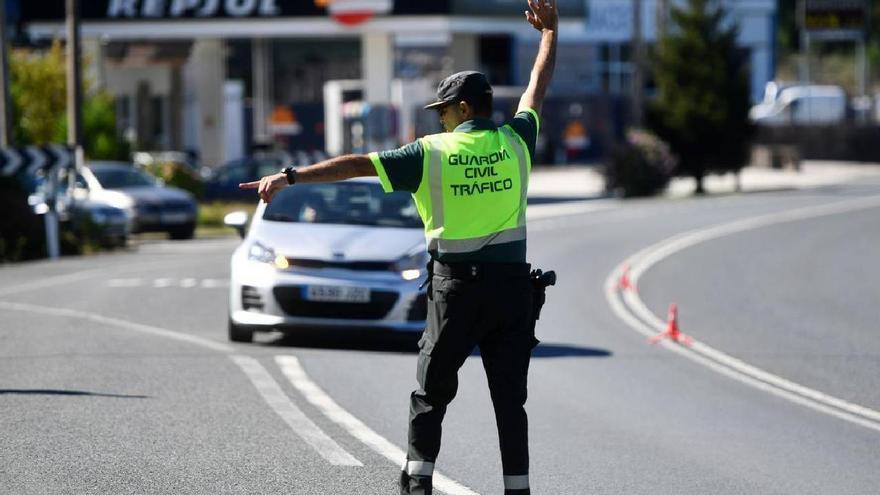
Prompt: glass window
<box><xmin>92</xmin><ymin>167</ymin><xmax>157</xmax><ymax>189</ymax></box>
<box><xmin>263</xmin><ymin>182</ymin><xmax>422</xmax><ymax>228</ymax></box>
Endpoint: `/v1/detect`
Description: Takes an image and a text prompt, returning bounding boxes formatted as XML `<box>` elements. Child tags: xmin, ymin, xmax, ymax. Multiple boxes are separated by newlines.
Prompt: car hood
<box><xmin>109</xmin><ymin>186</ymin><xmax>194</xmax><ymax>204</ymax></box>
<box><xmin>252</xmin><ymin>221</ymin><xmax>425</xmax><ymax>262</ymax></box>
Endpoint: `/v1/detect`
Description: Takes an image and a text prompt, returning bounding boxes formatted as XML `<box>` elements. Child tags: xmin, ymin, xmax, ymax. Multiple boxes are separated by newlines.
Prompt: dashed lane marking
<box><xmin>106</xmin><ymin>278</ymin><xmax>230</xmax><ymax>289</ymax></box>
<box><xmin>605</xmin><ymin>194</ymin><xmax>880</xmax><ymax>433</ymax></box>
<box><xmin>0</xmin><ymin>300</ymin><xmax>233</xmax><ymax>353</ymax></box>
<box><xmin>231</xmin><ymin>355</ymin><xmax>363</xmax><ymax>467</ymax></box>
<box><xmin>276</xmin><ymin>355</ymin><xmax>480</xmax><ymax>495</ymax></box>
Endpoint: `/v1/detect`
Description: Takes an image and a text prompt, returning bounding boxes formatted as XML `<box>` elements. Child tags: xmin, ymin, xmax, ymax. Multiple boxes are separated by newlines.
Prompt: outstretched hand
<box><xmin>525</xmin><ymin>0</ymin><xmax>558</xmax><ymax>32</ymax></box>
<box><xmin>239</xmin><ymin>172</ymin><xmax>288</xmax><ymax>204</ymax></box>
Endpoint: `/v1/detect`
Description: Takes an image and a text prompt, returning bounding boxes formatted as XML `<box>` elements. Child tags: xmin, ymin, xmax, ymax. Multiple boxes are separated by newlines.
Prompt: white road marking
<box><xmin>107</xmin><ymin>278</ymin><xmax>144</xmax><ymax>288</ymax></box>
<box><xmin>605</xmin><ymin>195</ymin><xmax>880</xmax><ymax>433</ymax></box>
<box><xmin>276</xmin><ymin>355</ymin><xmax>481</xmax><ymax>495</ymax></box>
<box><xmin>526</xmin><ymin>200</ymin><xmax>616</xmax><ymax>221</ymax></box>
<box><xmin>0</xmin><ymin>267</ymin><xmax>111</xmax><ymax>297</ymax></box>
<box><xmin>231</xmin><ymin>355</ymin><xmax>362</xmax><ymax>467</ymax></box>
<box><xmin>0</xmin><ymin>300</ymin><xmax>233</xmax><ymax>353</ymax></box>
<box><xmin>106</xmin><ymin>278</ymin><xmax>229</xmax><ymax>289</ymax></box>
<box><xmin>200</xmin><ymin>278</ymin><xmax>229</xmax><ymax>289</ymax></box>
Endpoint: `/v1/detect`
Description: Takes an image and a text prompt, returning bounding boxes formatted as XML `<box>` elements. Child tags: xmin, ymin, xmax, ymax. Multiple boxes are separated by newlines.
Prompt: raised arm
<box><xmin>239</xmin><ymin>154</ymin><xmax>376</xmax><ymax>204</ymax></box>
<box><xmin>518</xmin><ymin>0</ymin><xmax>558</xmax><ymax>115</ymax></box>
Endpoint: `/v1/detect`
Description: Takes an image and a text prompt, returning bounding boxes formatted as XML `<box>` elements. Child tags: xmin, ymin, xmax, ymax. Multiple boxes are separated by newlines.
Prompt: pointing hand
<box><xmin>239</xmin><ymin>172</ymin><xmax>288</xmax><ymax>204</ymax></box>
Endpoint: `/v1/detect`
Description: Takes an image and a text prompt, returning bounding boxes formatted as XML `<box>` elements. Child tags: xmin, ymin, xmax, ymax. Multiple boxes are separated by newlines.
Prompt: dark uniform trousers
<box><xmin>400</xmin><ymin>261</ymin><xmax>536</xmax><ymax>495</ymax></box>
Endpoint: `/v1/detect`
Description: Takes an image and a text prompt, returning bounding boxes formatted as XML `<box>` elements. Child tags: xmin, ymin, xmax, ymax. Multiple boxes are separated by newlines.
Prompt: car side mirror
<box><xmin>224</xmin><ymin>211</ymin><xmax>249</xmax><ymax>239</ymax></box>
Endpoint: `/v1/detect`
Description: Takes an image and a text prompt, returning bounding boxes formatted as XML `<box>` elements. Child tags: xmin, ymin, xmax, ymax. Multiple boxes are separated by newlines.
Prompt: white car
<box><xmin>225</xmin><ymin>178</ymin><xmax>429</xmax><ymax>342</ymax></box>
<box><xmin>749</xmin><ymin>84</ymin><xmax>847</xmax><ymax>125</ymax></box>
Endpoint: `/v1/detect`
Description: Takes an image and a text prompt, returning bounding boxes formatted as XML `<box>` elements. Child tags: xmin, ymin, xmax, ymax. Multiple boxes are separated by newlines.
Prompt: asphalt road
<box><xmin>2</xmin><ymin>181</ymin><xmax>879</xmax><ymax>494</ymax></box>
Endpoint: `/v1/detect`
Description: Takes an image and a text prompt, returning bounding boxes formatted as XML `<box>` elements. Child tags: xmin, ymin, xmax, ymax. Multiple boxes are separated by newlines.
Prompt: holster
<box><xmin>530</xmin><ymin>268</ymin><xmax>557</xmax><ymax>321</ymax></box>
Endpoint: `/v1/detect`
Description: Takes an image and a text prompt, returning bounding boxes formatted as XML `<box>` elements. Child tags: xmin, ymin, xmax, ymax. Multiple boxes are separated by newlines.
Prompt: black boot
<box><xmin>399</xmin><ymin>470</ymin><xmax>432</xmax><ymax>495</ymax></box>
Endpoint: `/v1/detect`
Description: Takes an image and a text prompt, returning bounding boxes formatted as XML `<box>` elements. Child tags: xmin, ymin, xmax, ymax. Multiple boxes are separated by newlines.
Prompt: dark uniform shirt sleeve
<box><xmin>506</xmin><ymin>108</ymin><xmax>540</xmax><ymax>162</ymax></box>
<box><xmin>368</xmin><ymin>140</ymin><xmax>425</xmax><ymax>194</ymax></box>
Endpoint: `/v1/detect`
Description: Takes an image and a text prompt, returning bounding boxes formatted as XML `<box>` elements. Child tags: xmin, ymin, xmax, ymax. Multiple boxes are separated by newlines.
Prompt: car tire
<box><xmin>169</xmin><ymin>224</ymin><xmax>196</xmax><ymax>240</ymax></box>
<box><xmin>228</xmin><ymin>317</ymin><xmax>255</xmax><ymax>343</ymax></box>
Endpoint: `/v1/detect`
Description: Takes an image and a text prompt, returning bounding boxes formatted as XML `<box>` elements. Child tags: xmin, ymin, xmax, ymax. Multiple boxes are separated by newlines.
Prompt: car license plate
<box><xmin>305</xmin><ymin>285</ymin><xmax>370</xmax><ymax>303</ymax></box>
<box><xmin>161</xmin><ymin>212</ymin><xmax>191</xmax><ymax>224</ymax></box>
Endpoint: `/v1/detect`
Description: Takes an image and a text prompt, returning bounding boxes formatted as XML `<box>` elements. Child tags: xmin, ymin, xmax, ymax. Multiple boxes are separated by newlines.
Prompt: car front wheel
<box><xmin>228</xmin><ymin>317</ymin><xmax>255</xmax><ymax>343</ymax></box>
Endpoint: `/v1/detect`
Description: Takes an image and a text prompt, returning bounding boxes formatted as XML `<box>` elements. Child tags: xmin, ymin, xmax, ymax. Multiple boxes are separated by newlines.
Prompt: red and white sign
<box><xmin>317</xmin><ymin>0</ymin><xmax>393</xmax><ymax>26</ymax></box>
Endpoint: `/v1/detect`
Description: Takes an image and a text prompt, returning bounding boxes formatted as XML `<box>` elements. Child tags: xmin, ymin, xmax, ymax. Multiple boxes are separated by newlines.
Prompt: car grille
<box><xmin>163</xmin><ymin>201</ymin><xmax>193</xmax><ymax>213</ymax></box>
<box><xmin>406</xmin><ymin>293</ymin><xmax>428</xmax><ymax>322</ymax></box>
<box><xmin>273</xmin><ymin>286</ymin><xmax>398</xmax><ymax>320</ymax></box>
<box><xmin>284</xmin><ymin>258</ymin><xmax>394</xmax><ymax>271</ymax></box>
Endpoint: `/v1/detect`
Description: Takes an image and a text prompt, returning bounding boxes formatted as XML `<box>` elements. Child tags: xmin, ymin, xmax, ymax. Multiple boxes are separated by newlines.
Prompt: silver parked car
<box><xmin>225</xmin><ymin>178</ymin><xmax>428</xmax><ymax>342</ymax></box>
<box><xmin>82</xmin><ymin>162</ymin><xmax>199</xmax><ymax>240</ymax></box>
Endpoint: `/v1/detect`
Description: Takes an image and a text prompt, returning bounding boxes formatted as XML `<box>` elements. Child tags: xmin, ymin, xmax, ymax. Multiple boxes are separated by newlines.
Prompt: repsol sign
<box><xmin>107</xmin><ymin>0</ymin><xmax>281</xmax><ymax>18</ymax></box>
<box><xmin>21</xmin><ymin>1</ymin><xmax>446</xmax><ymax>22</ymax></box>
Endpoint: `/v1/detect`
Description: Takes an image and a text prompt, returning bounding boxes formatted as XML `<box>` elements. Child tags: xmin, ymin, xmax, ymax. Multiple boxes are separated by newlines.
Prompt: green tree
<box><xmin>10</xmin><ymin>40</ymin><xmax>128</xmax><ymax>160</ymax></box>
<box><xmin>648</xmin><ymin>0</ymin><xmax>753</xmax><ymax>193</ymax></box>
<box><xmin>10</xmin><ymin>41</ymin><xmax>67</xmax><ymax>145</ymax></box>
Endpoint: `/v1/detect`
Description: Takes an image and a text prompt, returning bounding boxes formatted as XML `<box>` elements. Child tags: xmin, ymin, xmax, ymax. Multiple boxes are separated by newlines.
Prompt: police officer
<box><xmin>240</xmin><ymin>2</ymin><xmax>557</xmax><ymax>493</ymax></box>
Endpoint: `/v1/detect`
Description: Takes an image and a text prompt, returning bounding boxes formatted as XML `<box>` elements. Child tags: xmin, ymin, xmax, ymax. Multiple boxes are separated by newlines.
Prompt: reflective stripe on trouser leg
<box><xmin>405</xmin><ymin>460</ymin><xmax>435</xmax><ymax>477</ymax></box>
<box><xmin>504</xmin><ymin>474</ymin><xmax>529</xmax><ymax>490</ymax></box>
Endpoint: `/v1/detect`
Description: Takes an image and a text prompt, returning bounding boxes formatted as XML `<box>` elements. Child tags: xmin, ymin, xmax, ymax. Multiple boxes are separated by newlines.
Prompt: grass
<box><xmin>198</xmin><ymin>201</ymin><xmax>258</xmax><ymax>228</ymax></box>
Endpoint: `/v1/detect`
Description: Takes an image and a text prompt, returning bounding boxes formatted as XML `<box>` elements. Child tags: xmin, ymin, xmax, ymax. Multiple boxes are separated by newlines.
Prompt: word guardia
<box><xmin>448</xmin><ymin>149</ymin><xmax>510</xmax><ymax>166</ymax></box>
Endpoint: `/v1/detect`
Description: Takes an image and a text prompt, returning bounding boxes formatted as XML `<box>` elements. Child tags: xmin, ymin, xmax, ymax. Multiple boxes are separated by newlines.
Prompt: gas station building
<box><xmin>21</xmin><ymin>0</ymin><xmax>777</xmax><ymax>167</ymax></box>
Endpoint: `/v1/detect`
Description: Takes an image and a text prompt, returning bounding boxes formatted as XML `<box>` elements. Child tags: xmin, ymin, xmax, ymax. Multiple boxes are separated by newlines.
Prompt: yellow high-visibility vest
<box><xmin>409</xmin><ymin>124</ymin><xmax>531</xmax><ymax>256</ymax></box>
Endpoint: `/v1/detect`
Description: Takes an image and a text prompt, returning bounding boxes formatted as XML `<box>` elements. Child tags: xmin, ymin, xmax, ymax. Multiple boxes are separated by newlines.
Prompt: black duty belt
<box><xmin>432</xmin><ymin>260</ymin><xmax>531</xmax><ymax>280</ymax></box>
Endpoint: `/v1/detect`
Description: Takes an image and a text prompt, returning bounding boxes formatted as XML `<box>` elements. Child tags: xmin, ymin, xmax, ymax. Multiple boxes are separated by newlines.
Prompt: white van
<box><xmin>749</xmin><ymin>84</ymin><xmax>847</xmax><ymax>125</ymax></box>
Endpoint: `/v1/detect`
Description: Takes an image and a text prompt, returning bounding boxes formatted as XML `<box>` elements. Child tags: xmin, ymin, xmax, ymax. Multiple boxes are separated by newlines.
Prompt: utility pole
<box><xmin>44</xmin><ymin>0</ymin><xmax>84</xmax><ymax>260</ymax></box>
<box><xmin>0</xmin><ymin>0</ymin><xmax>12</xmax><ymax>147</ymax></box>
<box><xmin>66</xmin><ymin>0</ymin><xmax>83</xmax><ymax>148</ymax></box>
<box><xmin>632</xmin><ymin>0</ymin><xmax>645</xmax><ymax>127</ymax></box>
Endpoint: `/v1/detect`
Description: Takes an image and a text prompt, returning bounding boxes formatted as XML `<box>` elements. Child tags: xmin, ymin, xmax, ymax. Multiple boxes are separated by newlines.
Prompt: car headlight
<box><xmin>393</xmin><ymin>249</ymin><xmax>430</xmax><ymax>281</ymax></box>
<box><xmin>248</xmin><ymin>241</ymin><xmax>288</xmax><ymax>269</ymax></box>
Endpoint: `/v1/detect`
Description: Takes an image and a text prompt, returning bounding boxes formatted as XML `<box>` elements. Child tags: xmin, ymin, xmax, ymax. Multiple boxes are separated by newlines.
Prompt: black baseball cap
<box><xmin>424</xmin><ymin>71</ymin><xmax>493</xmax><ymax>110</ymax></box>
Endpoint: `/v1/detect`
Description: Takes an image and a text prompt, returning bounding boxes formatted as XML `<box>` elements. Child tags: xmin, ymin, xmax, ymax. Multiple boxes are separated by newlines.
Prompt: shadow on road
<box><xmin>262</xmin><ymin>329</ymin><xmax>420</xmax><ymax>354</ymax></box>
<box><xmin>527</xmin><ymin>195</ymin><xmax>607</xmax><ymax>205</ymax></box>
<box><xmin>261</xmin><ymin>330</ymin><xmax>611</xmax><ymax>359</ymax></box>
<box><xmin>531</xmin><ymin>343</ymin><xmax>611</xmax><ymax>358</ymax></box>
<box><xmin>0</xmin><ymin>389</ymin><xmax>149</xmax><ymax>399</ymax></box>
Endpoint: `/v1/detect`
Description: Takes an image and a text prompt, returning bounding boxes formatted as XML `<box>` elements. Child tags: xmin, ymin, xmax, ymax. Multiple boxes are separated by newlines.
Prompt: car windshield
<box><xmin>263</xmin><ymin>182</ymin><xmax>422</xmax><ymax>228</ymax></box>
<box><xmin>92</xmin><ymin>167</ymin><xmax>157</xmax><ymax>188</ymax></box>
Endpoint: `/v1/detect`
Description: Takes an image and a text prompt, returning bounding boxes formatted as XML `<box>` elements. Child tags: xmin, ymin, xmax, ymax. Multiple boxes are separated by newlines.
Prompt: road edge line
<box><xmin>604</xmin><ymin>195</ymin><xmax>880</xmax><ymax>432</ymax></box>
<box><xmin>231</xmin><ymin>355</ymin><xmax>363</xmax><ymax>467</ymax></box>
<box><xmin>275</xmin><ymin>355</ymin><xmax>481</xmax><ymax>495</ymax></box>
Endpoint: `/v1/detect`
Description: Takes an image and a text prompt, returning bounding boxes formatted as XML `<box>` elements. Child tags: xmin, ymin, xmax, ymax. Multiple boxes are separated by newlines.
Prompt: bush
<box><xmin>603</xmin><ymin>129</ymin><xmax>676</xmax><ymax>198</ymax></box>
<box><xmin>143</xmin><ymin>160</ymin><xmax>204</xmax><ymax>199</ymax></box>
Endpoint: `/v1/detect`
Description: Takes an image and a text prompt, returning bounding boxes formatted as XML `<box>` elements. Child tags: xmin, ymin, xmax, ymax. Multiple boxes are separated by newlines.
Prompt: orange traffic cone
<box><xmin>617</xmin><ymin>265</ymin><xmax>637</xmax><ymax>293</ymax></box>
<box><xmin>649</xmin><ymin>303</ymin><xmax>693</xmax><ymax>346</ymax></box>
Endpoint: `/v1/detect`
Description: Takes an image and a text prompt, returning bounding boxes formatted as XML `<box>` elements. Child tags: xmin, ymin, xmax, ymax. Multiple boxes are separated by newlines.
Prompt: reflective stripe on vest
<box><xmin>419</xmin><ymin>125</ymin><xmax>530</xmax><ymax>255</ymax></box>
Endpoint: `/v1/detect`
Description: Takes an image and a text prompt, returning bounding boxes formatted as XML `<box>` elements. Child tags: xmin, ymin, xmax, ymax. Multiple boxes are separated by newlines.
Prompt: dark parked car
<box><xmin>82</xmin><ymin>162</ymin><xmax>199</xmax><ymax>240</ymax></box>
<box><xmin>203</xmin><ymin>151</ymin><xmax>327</xmax><ymax>201</ymax></box>
<box><xmin>203</xmin><ymin>156</ymin><xmax>286</xmax><ymax>202</ymax></box>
